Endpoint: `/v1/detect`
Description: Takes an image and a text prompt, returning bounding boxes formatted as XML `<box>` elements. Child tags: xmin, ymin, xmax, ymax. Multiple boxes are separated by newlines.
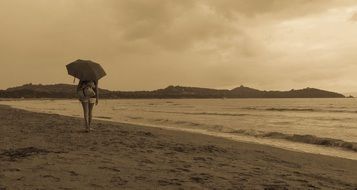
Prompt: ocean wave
<box><xmin>150</xmin><ymin>118</ymin><xmax>204</xmax><ymax>127</ymax></box>
<box><xmin>229</xmin><ymin>130</ymin><xmax>357</xmax><ymax>152</ymax></box>
<box><xmin>146</xmin><ymin>110</ymin><xmax>250</xmax><ymax>117</ymax></box>
<box><xmin>329</xmin><ymin>110</ymin><xmax>357</xmax><ymax>113</ymax></box>
<box><xmin>147</xmin><ymin>118</ymin><xmax>227</xmax><ymax>131</ymax></box>
<box><xmin>264</xmin><ymin>132</ymin><xmax>357</xmax><ymax>152</ymax></box>
<box><xmin>242</xmin><ymin>107</ymin><xmax>357</xmax><ymax>114</ymax></box>
<box><xmin>143</xmin><ymin>116</ymin><xmax>357</xmax><ymax>152</ymax></box>
<box><xmin>242</xmin><ymin>107</ymin><xmax>318</xmax><ymax>112</ymax></box>
<box><xmin>266</xmin><ymin>108</ymin><xmax>315</xmax><ymax>112</ymax></box>
<box><xmin>147</xmin><ymin>117</ymin><xmax>357</xmax><ymax>152</ymax></box>
<box><xmin>189</xmin><ymin>112</ymin><xmax>249</xmax><ymax>117</ymax></box>
<box><xmin>95</xmin><ymin>116</ymin><xmax>112</xmax><ymax>119</ymax></box>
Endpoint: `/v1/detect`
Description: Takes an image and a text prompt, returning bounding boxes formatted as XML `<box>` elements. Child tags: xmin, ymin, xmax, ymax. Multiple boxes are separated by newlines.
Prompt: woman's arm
<box><xmin>77</xmin><ymin>80</ymin><xmax>83</xmax><ymax>92</ymax></box>
<box><xmin>95</xmin><ymin>80</ymin><xmax>99</xmax><ymax>105</ymax></box>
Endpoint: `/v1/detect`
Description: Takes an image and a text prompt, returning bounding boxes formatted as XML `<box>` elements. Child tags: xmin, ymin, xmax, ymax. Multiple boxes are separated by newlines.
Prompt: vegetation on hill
<box><xmin>0</xmin><ymin>83</ymin><xmax>346</xmax><ymax>99</ymax></box>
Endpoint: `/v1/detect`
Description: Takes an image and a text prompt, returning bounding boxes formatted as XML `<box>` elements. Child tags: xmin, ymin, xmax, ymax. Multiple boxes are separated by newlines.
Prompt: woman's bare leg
<box><xmin>81</xmin><ymin>101</ymin><xmax>89</xmax><ymax>130</ymax></box>
<box><xmin>88</xmin><ymin>103</ymin><xmax>95</xmax><ymax>129</ymax></box>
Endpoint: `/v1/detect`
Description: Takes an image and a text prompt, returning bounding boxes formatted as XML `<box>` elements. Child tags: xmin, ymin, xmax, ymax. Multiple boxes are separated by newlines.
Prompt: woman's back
<box><xmin>79</xmin><ymin>81</ymin><xmax>95</xmax><ymax>89</ymax></box>
<box><xmin>78</xmin><ymin>81</ymin><xmax>97</xmax><ymax>98</ymax></box>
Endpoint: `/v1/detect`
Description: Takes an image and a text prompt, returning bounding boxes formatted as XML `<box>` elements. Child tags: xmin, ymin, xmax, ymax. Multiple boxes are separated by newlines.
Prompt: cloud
<box><xmin>0</xmin><ymin>0</ymin><xmax>357</xmax><ymax>92</ymax></box>
<box><xmin>104</xmin><ymin>1</ymin><xmax>239</xmax><ymax>52</ymax></box>
<box><xmin>350</xmin><ymin>12</ymin><xmax>357</xmax><ymax>21</ymax></box>
<box><xmin>104</xmin><ymin>0</ymin><xmax>356</xmax><ymax>52</ymax></box>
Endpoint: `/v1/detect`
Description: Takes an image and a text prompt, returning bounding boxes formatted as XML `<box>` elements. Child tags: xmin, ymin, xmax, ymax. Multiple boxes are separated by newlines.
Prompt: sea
<box><xmin>1</xmin><ymin>98</ymin><xmax>357</xmax><ymax>160</ymax></box>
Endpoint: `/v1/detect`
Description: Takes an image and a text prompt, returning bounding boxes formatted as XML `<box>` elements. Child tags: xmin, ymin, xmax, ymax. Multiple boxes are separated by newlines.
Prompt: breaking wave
<box><xmin>242</xmin><ymin>107</ymin><xmax>357</xmax><ymax>113</ymax></box>
<box><xmin>143</xmin><ymin>116</ymin><xmax>357</xmax><ymax>152</ymax></box>
<box><xmin>229</xmin><ymin>130</ymin><xmax>357</xmax><ymax>152</ymax></box>
<box><xmin>146</xmin><ymin>110</ymin><xmax>250</xmax><ymax>117</ymax></box>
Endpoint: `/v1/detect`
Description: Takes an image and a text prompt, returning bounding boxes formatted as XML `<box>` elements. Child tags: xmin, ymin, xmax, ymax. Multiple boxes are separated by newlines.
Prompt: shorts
<box><xmin>79</xmin><ymin>98</ymin><xmax>96</xmax><ymax>104</ymax></box>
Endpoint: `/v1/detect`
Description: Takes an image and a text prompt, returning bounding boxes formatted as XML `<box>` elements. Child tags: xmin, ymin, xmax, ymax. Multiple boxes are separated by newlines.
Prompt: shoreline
<box><xmin>1</xmin><ymin>105</ymin><xmax>357</xmax><ymax>189</ymax></box>
<box><xmin>0</xmin><ymin>97</ymin><xmax>350</xmax><ymax>102</ymax></box>
<box><xmin>2</xmin><ymin>100</ymin><xmax>357</xmax><ymax>161</ymax></box>
<box><xmin>92</xmin><ymin>119</ymin><xmax>357</xmax><ymax>161</ymax></box>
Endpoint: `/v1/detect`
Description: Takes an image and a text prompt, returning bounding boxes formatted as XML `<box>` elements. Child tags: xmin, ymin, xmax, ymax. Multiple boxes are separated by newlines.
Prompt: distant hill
<box><xmin>0</xmin><ymin>83</ymin><xmax>345</xmax><ymax>99</ymax></box>
<box><xmin>343</xmin><ymin>92</ymin><xmax>357</xmax><ymax>98</ymax></box>
<box><xmin>0</xmin><ymin>83</ymin><xmax>111</xmax><ymax>99</ymax></box>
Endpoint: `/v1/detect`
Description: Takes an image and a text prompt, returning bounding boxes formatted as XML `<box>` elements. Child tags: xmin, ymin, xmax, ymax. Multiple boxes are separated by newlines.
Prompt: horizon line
<box><xmin>1</xmin><ymin>82</ymin><xmax>349</xmax><ymax>94</ymax></box>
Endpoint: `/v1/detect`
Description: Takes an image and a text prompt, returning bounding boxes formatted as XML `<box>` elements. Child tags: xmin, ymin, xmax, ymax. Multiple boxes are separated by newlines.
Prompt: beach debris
<box><xmin>0</xmin><ymin>147</ymin><xmax>61</xmax><ymax>161</ymax></box>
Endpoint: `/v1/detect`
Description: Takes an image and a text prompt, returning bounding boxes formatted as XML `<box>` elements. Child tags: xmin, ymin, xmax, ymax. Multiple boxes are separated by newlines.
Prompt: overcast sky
<box><xmin>1</xmin><ymin>0</ymin><xmax>357</xmax><ymax>92</ymax></box>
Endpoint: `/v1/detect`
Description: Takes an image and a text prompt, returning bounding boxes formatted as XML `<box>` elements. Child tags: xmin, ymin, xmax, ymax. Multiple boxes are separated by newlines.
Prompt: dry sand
<box><xmin>0</xmin><ymin>105</ymin><xmax>356</xmax><ymax>190</ymax></box>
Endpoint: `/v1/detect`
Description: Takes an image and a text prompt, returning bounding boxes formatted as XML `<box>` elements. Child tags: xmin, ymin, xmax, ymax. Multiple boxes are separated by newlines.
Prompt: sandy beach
<box><xmin>0</xmin><ymin>105</ymin><xmax>356</xmax><ymax>190</ymax></box>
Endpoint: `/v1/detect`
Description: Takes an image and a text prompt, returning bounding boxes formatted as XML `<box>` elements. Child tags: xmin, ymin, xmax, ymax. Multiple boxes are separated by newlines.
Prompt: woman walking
<box><xmin>66</xmin><ymin>59</ymin><xmax>106</xmax><ymax>132</ymax></box>
<box><xmin>77</xmin><ymin>80</ymin><xmax>99</xmax><ymax>132</ymax></box>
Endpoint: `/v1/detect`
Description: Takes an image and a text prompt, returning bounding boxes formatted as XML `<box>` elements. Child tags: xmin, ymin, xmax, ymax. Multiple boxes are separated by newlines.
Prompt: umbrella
<box><xmin>66</xmin><ymin>59</ymin><xmax>106</xmax><ymax>81</ymax></box>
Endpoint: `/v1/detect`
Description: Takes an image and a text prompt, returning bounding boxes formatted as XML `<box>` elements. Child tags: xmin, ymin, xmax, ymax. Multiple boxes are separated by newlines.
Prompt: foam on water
<box><xmin>1</xmin><ymin>98</ymin><xmax>357</xmax><ymax>160</ymax></box>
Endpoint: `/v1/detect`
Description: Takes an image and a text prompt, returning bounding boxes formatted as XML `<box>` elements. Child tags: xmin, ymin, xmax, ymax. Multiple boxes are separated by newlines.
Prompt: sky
<box><xmin>1</xmin><ymin>0</ymin><xmax>357</xmax><ymax>93</ymax></box>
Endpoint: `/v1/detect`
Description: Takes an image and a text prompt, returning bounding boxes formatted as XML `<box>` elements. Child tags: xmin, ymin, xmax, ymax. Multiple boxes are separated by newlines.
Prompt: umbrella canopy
<box><xmin>66</xmin><ymin>59</ymin><xmax>106</xmax><ymax>81</ymax></box>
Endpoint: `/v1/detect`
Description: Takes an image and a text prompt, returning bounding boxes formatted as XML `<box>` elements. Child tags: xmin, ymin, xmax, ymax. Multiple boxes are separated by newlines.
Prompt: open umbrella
<box><xmin>66</xmin><ymin>59</ymin><xmax>106</xmax><ymax>81</ymax></box>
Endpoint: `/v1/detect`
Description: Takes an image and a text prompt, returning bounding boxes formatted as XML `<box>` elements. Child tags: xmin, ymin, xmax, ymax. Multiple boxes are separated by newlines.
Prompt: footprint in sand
<box><xmin>98</xmin><ymin>166</ymin><xmax>121</xmax><ymax>172</ymax></box>
<box><xmin>3</xmin><ymin>168</ymin><xmax>20</xmax><ymax>172</ymax></box>
<box><xmin>68</xmin><ymin>171</ymin><xmax>79</xmax><ymax>176</ymax></box>
<box><xmin>189</xmin><ymin>173</ymin><xmax>213</xmax><ymax>184</ymax></box>
<box><xmin>90</xmin><ymin>183</ymin><xmax>104</xmax><ymax>189</ymax></box>
<box><xmin>110</xmin><ymin>176</ymin><xmax>128</xmax><ymax>186</ymax></box>
<box><xmin>176</xmin><ymin>168</ymin><xmax>191</xmax><ymax>172</ymax></box>
<box><xmin>158</xmin><ymin>178</ymin><xmax>183</xmax><ymax>186</ymax></box>
<box><xmin>135</xmin><ymin>176</ymin><xmax>147</xmax><ymax>181</ymax></box>
<box><xmin>42</xmin><ymin>175</ymin><xmax>60</xmax><ymax>182</ymax></box>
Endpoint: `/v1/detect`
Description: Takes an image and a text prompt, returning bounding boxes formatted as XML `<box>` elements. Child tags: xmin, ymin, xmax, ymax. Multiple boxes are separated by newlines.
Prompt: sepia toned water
<box><xmin>1</xmin><ymin>98</ymin><xmax>357</xmax><ymax>160</ymax></box>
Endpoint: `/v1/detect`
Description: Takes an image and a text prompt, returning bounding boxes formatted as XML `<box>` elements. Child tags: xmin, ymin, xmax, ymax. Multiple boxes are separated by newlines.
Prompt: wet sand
<box><xmin>0</xmin><ymin>105</ymin><xmax>356</xmax><ymax>189</ymax></box>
